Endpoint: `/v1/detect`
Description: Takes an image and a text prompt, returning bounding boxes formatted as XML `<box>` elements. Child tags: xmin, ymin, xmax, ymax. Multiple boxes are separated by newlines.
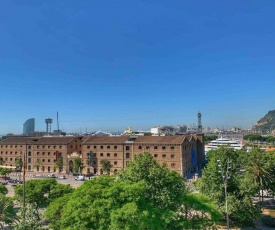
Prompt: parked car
<box><xmin>59</xmin><ymin>175</ymin><xmax>66</xmax><ymax>179</ymax></box>
<box><xmin>75</xmin><ymin>175</ymin><xmax>85</xmax><ymax>181</ymax></box>
<box><xmin>48</xmin><ymin>174</ymin><xmax>56</xmax><ymax>178</ymax></box>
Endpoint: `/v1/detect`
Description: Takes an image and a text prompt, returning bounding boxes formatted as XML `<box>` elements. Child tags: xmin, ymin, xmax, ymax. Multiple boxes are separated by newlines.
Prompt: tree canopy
<box><xmin>14</xmin><ymin>179</ymin><xmax>74</xmax><ymax>210</ymax></box>
<box><xmin>196</xmin><ymin>147</ymin><xmax>263</xmax><ymax>226</ymax></box>
<box><xmin>45</xmin><ymin>153</ymin><xmax>221</xmax><ymax>230</ymax></box>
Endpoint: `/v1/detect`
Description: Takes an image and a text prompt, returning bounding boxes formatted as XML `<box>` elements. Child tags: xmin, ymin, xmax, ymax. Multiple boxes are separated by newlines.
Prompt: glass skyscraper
<box><xmin>23</xmin><ymin>118</ymin><xmax>35</xmax><ymax>135</ymax></box>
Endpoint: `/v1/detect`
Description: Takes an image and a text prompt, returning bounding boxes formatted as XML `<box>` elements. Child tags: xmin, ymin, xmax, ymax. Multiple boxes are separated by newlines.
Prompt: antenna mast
<box><xmin>57</xmin><ymin>112</ymin><xmax>60</xmax><ymax>136</ymax></box>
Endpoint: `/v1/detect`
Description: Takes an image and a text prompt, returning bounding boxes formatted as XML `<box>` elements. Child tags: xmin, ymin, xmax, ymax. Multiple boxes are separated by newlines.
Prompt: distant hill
<box><xmin>253</xmin><ymin>110</ymin><xmax>275</xmax><ymax>133</ymax></box>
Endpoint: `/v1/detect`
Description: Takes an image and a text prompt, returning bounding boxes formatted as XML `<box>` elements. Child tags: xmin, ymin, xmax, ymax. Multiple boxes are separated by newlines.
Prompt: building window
<box><xmin>28</xmin><ymin>158</ymin><xmax>31</xmax><ymax>163</ymax></box>
<box><xmin>93</xmin><ymin>161</ymin><xmax>97</xmax><ymax>165</ymax></box>
<box><xmin>171</xmin><ymin>163</ymin><xmax>176</xmax><ymax>168</ymax></box>
<box><xmin>162</xmin><ymin>154</ymin><xmax>166</xmax><ymax>158</ymax></box>
<box><xmin>48</xmin><ymin>152</ymin><xmax>50</xmax><ymax>156</ymax></box>
<box><xmin>37</xmin><ymin>146</ymin><xmax>40</xmax><ymax>149</ymax></box>
<box><xmin>162</xmin><ymin>146</ymin><xmax>166</xmax><ymax>150</ymax></box>
<box><xmin>114</xmin><ymin>153</ymin><xmax>117</xmax><ymax>157</ymax></box>
<box><xmin>114</xmin><ymin>161</ymin><xmax>117</xmax><ymax>165</ymax></box>
<box><xmin>171</xmin><ymin>154</ymin><xmax>175</xmax><ymax>159</ymax></box>
<box><xmin>48</xmin><ymin>166</ymin><xmax>51</xmax><ymax>172</ymax></box>
<box><xmin>28</xmin><ymin>151</ymin><xmax>31</xmax><ymax>157</ymax></box>
<box><xmin>42</xmin><ymin>152</ymin><xmax>45</xmax><ymax>155</ymax></box>
<box><xmin>126</xmin><ymin>153</ymin><xmax>130</xmax><ymax>159</ymax></box>
<box><xmin>28</xmin><ymin>165</ymin><xmax>31</xmax><ymax>171</ymax></box>
<box><xmin>107</xmin><ymin>146</ymin><xmax>110</xmax><ymax>149</ymax></box>
<box><xmin>154</xmin><ymin>154</ymin><xmax>158</xmax><ymax>158</ymax></box>
<box><xmin>48</xmin><ymin>159</ymin><xmax>51</xmax><ymax>162</ymax></box>
<box><xmin>42</xmin><ymin>166</ymin><xmax>45</xmax><ymax>171</ymax></box>
<box><xmin>37</xmin><ymin>152</ymin><xmax>40</xmax><ymax>155</ymax></box>
<box><xmin>42</xmin><ymin>159</ymin><xmax>45</xmax><ymax>162</ymax></box>
<box><xmin>107</xmin><ymin>153</ymin><xmax>110</xmax><ymax>157</ymax></box>
<box><xmin>126</xmin><ymin>146</ymin><xmax>130</xmax><ymax>151</ymax></box>
<box><xmin>138</xmin><ymin>146</ymin><xmax>142</xmax><ymax>150</ymax></box>
<box><xmin>87</xmin><ymin>146</ymin><xmax>90</xmax><ymax>149</ymax></box>
<box><xmin>54</xmin><ymin>146</ymin><xmax>56</xmax><ymax>149</ymax></box>
<box><xmin>114</xmin><ymin>146</ymin><xmax>117</xmax><ymax>149</ymax></box>
<box><xmin>100</xmin><ymin>153</ymin><xmax>103</xmax><ymax>157</ymax></box>
<box><xmin>170</xmin><ymin>146</ymin><xmax>175</xmax><ymax>150</ymax></box>
<box><xmin>146</xmin><ymin>146</ymin><xmax>150</xmax><ymax>150</ymax></box>
<box><xmin>28</xmin><ymin>146</ymin><xmax>31</xmax><ymax>149</ymax></box>
<box><xmin>100</xmin><ymin>146</ymin><xmax>103</xmax><ymax>149</ymax></box>
<box><xmin>114</xmin><ymin>169</ymin><xmax>117</xmax><ymax>174</ymax></box>
<box><xmin>10</xmin><ymin>158</ymin><xmax>12</xmax><ymax>161</ymax></box>
<box><xmin>94</xmin><ymin>146</ymin><xmax>97</xmax><ymax>149</ymax></box>
<box><xmin>93</xmin><ymin>153</ymin><xmax>97</xmax><ymax>157</ymax></box>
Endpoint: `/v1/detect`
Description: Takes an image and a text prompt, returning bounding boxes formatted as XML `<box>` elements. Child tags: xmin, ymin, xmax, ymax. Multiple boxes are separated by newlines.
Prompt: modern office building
<box><xmin>23</xmin><ymin>118</ymin><xmax>35</xmax><ymax>136</ymax></box>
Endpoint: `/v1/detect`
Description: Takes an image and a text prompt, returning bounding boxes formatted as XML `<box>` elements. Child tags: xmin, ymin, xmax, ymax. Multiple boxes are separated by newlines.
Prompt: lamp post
<box><xmin>22</xmin><ymin>142</ymin><xmax>29</xmax><ymax>220</ymax></box>
<box><xmin>217</xmin><ymin>158</ymin><xmax>231</xmax><ymax>230</ymax></box>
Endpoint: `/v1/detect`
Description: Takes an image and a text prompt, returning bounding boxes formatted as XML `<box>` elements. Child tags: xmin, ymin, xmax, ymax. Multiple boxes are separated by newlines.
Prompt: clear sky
<box><xmin>0</xmin><ymin>1</ymin><xmax>275</xmax><ymax>134</ymax></box>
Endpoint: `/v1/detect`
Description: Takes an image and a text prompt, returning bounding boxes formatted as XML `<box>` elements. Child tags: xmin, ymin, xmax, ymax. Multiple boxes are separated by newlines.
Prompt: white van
<box><xmin>48</xmin><ymin>174</ymin><xmax>56</xmax><ymax>178</ymax></box>
<box><xmin>75</xmin><ymin>175</ymin><xmax>85</xmax><ymax>181</ymax></box>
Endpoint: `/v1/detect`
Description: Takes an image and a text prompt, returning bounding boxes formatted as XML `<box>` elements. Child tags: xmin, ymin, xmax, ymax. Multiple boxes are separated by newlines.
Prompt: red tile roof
<box><xmin>83</xmin><ymin>136</ymin><xmax>129</xmax><ymax>144</ymax></box>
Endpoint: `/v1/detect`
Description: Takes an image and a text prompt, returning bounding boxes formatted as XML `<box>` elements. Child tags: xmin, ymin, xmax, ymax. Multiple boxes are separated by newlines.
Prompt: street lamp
<box><xmin>217</xmin><ymin>158</ymin><xmax>231</xmax><ymax>230</ymax></box>
<box><xmin>22</xmin><ymin>143</ymin><xmax>27</xmax><ymax>220</ymax></box>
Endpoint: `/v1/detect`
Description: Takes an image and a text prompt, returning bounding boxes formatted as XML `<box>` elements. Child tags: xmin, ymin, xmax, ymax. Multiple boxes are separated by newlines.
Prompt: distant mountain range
<box><xmin>253</xmin><ymin>110</ymin><xmax>275</xmax><ymax>133</ymax></box>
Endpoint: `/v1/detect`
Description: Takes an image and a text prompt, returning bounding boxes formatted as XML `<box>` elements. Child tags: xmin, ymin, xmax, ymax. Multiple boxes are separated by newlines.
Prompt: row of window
<box><xmin>86</xmin><ymin>145</ymin><xmax>177</xmax><ymax>150</ymax></box>
<box><xmin>0</xmin><ymin>145</ymin><xmax>23</xmax><ymax>148</ymax></box>
<box><xmin>3</xmin><ymin>158</ymin><xmax>56</xmax><ymax>164</ymax></box>
<box><xmin>88</xmin><ymin>152</ymin><xmax>176</xmax><ymax>159</ymax></box>
<box><xmin>88</xmin><ymin>153</ymin><xmax>131</xmax><ymax>158</ymax></box>
<box><xmin>138</xmin><ymin>146</ymin><xmax>175</xmax><ymax>150</ymax></box>
<box><xmin>87</xmin><ymin>145</ymin><xmax>120</xmax><ymax>150</ymax></box>
<box><xmin>0</xmin><ymin>151</ymin><xmax>20</xmax><ymax>155</ymax></box>
<box><xmin>36</xmin><ymin>145</ymin><xmax>63</xmax><ymax>149</ymax></box>
<box><xmin>91</xmin><ymin>160</ymin><xmax>176</xmax><ymax>168</ymax></box>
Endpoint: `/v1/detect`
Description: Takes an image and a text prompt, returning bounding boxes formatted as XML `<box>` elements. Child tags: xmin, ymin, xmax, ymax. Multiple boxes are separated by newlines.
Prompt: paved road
<box><xmin>2</xmin><ymin>174</ymin><xmax>86</xmax><ymax>197</ymax></box>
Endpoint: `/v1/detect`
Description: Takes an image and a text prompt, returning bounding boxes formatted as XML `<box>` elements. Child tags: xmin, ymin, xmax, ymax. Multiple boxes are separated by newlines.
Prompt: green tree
<box><xmin>33</xmin><ymin>159</ymin><xmax>42</xmax><ymax>171</ymax></box>
<box><xmin>0</xmin><ymin>195</ymin><xmax>18</xmax><ymax>229</ymax></box>
<box><xmin>0</xmin><ymin>185</ymin><xmax>8</xmax><ymax>196</ymax></box>
<box><xmin>45</xmin><ymin>153</ymin><xmax>221</xmax><ymax>229</ymax></box>
<box><xmin>0</xmin><ymin>168</ymin><xmax>12</xmax><ymax>181</ymax></box>
<box><xmin>240</xmin><ymin>148</ymin><xmax>275</xmax><ymax>202</ymax></box>
<box><xmin>44</xmin><ymin>194</ymin><xmax>72</xmax><ymax>230</ymax></box>
<box><xmin>72</xmin><ymin>157</ymin><xmax>83</xmax><ymax>174</ymax></box>
<box><xmin>100</xmin><ymin>159</ymin><xmax>112</xmax><ymax>174</ymax></box>
<box><xmin>196</xmin><ymin>147</ymin><xmax>261</xmax><ymax>226</ymax></box>
<box><xmin>15</xmin><ymin>204</ymin><xmax>44</xmax><ymax>230</ymax></box>
<box><xmin>14</xmin><ymin>178</ymin><xmax>73</xmax><ymax>210</ymax></box>
<box><xmin>54</xmin><ymin>157</ymin><xmax>63</xmax><ymax>173</ymax></box>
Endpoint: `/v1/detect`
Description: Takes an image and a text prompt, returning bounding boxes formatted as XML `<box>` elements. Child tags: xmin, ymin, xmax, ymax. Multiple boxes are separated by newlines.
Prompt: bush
<box><xmin>262</xmin><ymin>215</ymin><xmax>275</xmax><ymax>227</ymax></box>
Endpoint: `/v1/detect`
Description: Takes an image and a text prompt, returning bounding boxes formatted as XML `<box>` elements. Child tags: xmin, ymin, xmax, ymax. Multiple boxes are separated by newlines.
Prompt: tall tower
<box><xmin>45</xmin><ymin>118</ymin><xmax>53</xmax><ymax>134</ymax></box>
<box><xmin>197</xmin><ymin>112</ymin><xmax>202</xmax><ymax>134</ymax></box>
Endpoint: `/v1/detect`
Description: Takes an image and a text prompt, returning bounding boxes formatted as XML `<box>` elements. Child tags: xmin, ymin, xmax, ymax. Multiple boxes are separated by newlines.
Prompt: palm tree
<box><xmin>0</xmin><ymin>196</ymin><xmax>18</xmax><ymax>229</ymax></box>
<box><xmin>243</xmin><ymin>149</ymin><xmax>273</xmax><ymax>202</ymax></box>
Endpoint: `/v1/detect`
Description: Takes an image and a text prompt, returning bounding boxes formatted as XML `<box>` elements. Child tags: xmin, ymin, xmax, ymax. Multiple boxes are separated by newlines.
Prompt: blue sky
<box><xmin>0</xmin><ymin>1</ymin><xmax>275</xmax><ymax>134</ymax></box>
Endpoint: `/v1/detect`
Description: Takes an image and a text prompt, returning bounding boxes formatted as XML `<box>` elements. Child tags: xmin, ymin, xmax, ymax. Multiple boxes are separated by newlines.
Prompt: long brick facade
<box><xmin>0</xmin><ymin>134</ymin><xmax>204</xmax><ymax>177</ymax></box>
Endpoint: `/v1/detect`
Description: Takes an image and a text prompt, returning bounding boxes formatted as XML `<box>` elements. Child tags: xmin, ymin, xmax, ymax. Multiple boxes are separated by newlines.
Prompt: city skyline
<box><xmin>1</xmin><ymin>1</ymin><xmax>275</xmax><ymax>134</ymax></box>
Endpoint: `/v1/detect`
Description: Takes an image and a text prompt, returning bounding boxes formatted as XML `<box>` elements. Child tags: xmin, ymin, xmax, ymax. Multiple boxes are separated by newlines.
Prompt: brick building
<box><xmin>82</xmin><ymin>134</ymin><xmax>205</xmax><ymax>177</ymax></box>
<box><xmin>0</xmin><ymin>134</ymin><xmax>204</xmax><ymax>177</ymax></box>
<box><xmin>0</xmin><ymin>136</ymin><xmax>82</xmax><ymax>174</ymax></box>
